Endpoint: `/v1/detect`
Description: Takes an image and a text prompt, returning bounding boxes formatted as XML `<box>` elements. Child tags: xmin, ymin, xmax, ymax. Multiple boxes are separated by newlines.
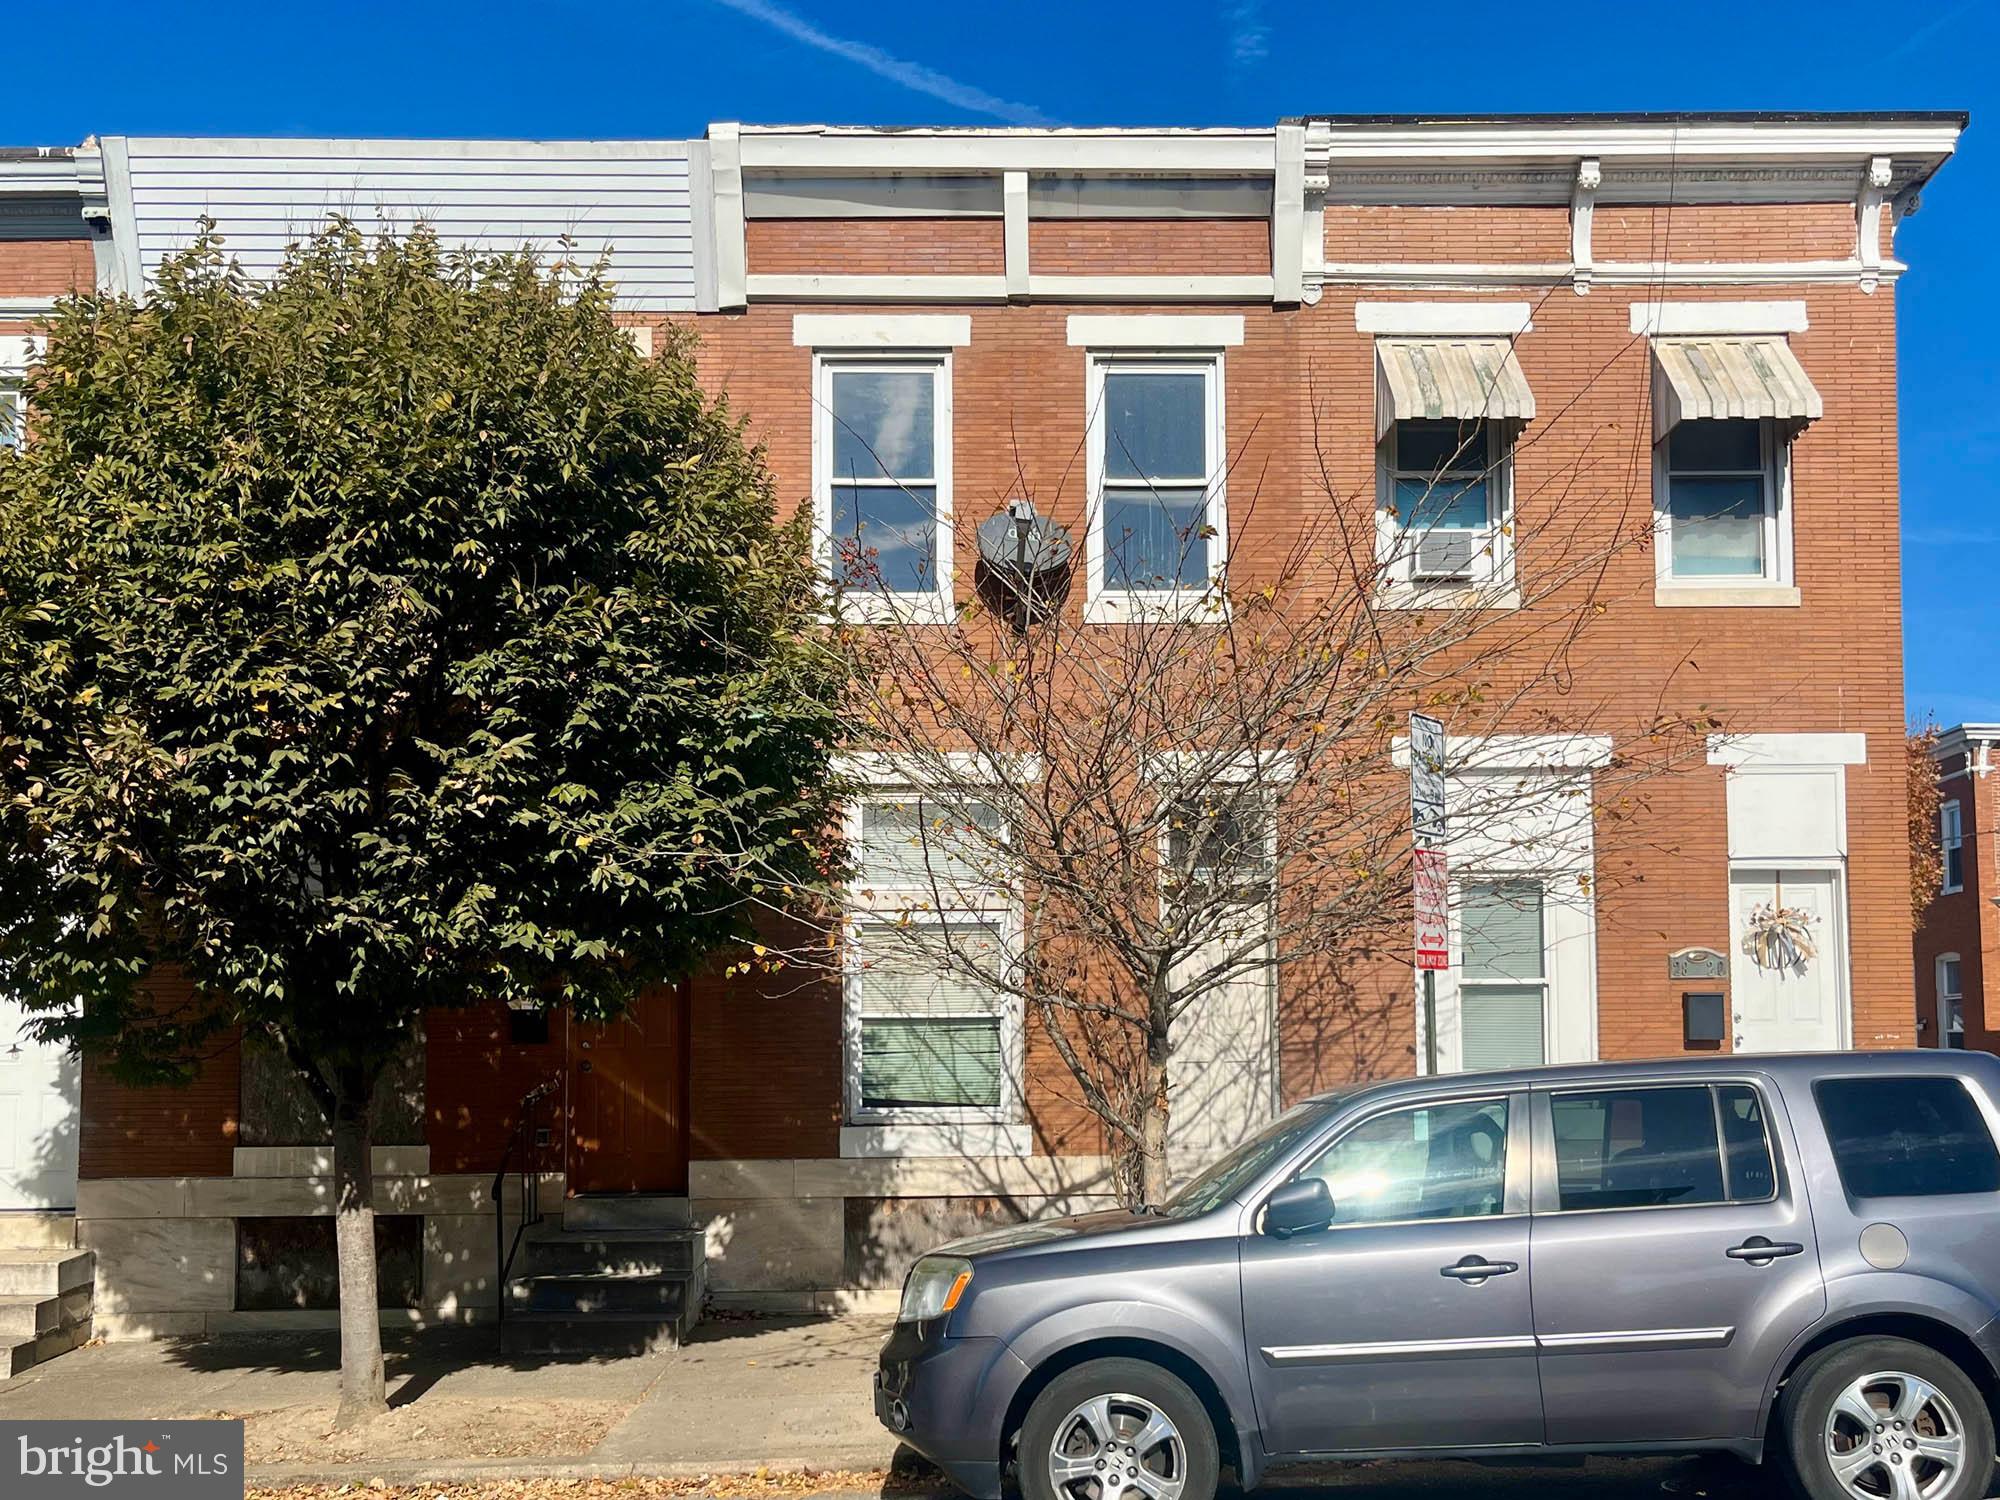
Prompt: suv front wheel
<box><xmin>1019</xmin><ymin>1357</ymin><xmax>1220</xmax><ymax>1500</ymax></box>
<box><xmin>1780</xmin><ymin>1335</ymin><xmax>1995</xmax><ymax>1500</ymax></box>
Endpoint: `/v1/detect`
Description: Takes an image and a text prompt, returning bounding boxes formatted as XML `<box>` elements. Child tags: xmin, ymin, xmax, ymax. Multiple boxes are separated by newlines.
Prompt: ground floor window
<box><xmin>844</xmin><ymin>793</ymin><xmax>1018</xmax><ymax>1124</ymax></box>
<box><xmin>853</xmin><ymin>919</ymin><xmax>1010</xmax><ymax>1112</ymax></box>
<box><xmin>1938</xmin><ymin>953</ymin><xmax>1965</xmax><ymax>1050</ymax></box>
<box><xmin>1459</xmin><ymin>878</ymin><xmax>1548</xmax><ymax>1070</ymax></box>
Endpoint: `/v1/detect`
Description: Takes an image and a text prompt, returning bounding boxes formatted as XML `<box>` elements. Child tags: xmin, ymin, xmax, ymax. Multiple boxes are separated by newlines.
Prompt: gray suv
<box><xmin>875</xmin><ymin>1052</ymin><xmax>2000</xmax><ymax>1500</ymax></box>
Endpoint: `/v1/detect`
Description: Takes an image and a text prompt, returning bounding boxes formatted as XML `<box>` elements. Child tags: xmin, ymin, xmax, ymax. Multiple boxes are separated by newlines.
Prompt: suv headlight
<box><xmin>898</xmin><ymin>1255</ymin><xmax>973</xmax><ymax>1323</ymax></box>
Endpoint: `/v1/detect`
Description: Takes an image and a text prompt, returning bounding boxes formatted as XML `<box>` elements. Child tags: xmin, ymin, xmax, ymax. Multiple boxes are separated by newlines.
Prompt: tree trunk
<box><xmin>330</xmin><ymin>1097</ymin><xmax>387</xmax><ymax>1429</ymax></box>
<box><xmin>1137</xmin><ymin>1053</ymin><xmax>1171</xmax><ymax>1207</ymax></box>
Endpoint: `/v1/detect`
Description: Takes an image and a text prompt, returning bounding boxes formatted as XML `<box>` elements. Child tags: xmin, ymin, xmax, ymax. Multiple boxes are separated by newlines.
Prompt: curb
<box><xmin>248</xmin><ymin>1450</ymin><xmax>942</xmax><ymax>1492</ymax></box>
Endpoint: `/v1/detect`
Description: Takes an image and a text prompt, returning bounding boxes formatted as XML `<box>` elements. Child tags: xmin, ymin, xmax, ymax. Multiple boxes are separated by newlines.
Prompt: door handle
<box><xmin>1440</xmin><ymin>1255</ymin><xmax>1519</xmax><ymax>1283</ymax></box>
<box><xmin>1725</xmin><ymin>1236</ymin><xmax>1805</xmax><ymax>1265</ymax></box>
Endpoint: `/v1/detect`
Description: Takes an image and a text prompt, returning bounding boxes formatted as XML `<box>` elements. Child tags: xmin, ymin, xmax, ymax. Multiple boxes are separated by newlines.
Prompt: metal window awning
<box><xmin>1375</xmin><ymin>338</ymin><xmax>1536</xmax><ymax>441</ymax></box>
<box><xmin>1651</xmin><ymin>336</ymin><xmax>1823</xmax><ymax>437</ymax></box>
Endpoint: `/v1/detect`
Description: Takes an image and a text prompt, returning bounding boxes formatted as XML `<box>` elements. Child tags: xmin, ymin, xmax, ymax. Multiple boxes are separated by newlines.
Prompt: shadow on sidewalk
<box><xmin>159</xmin><ymin>1324</ymin><xmax>670</xmax><ymax>1384</ymax></box>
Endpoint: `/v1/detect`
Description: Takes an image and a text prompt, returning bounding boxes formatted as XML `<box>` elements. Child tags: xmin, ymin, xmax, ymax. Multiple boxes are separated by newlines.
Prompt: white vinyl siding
<box><xmin>107</xmin><ymin>137</ymin><xmax>699</xmax><ymax>310</ymax></box>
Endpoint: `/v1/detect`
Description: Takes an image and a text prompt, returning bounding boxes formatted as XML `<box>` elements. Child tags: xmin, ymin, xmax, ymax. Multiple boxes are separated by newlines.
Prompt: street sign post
<box><xmin>1410</xmin><ymin>713</ymin><xmax>1448</xmax><ymax>1074</ymax></box>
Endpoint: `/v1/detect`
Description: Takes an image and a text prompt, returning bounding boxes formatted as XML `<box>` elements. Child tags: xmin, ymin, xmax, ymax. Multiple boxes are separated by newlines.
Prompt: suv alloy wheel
<box><xmin>1780</xmin><ymin>1336</ymin><xmax>1995</xmax><ymax>1500</ymax></box>
<box><xmin>1019</xmin><ymin>1357</ymin><xmax>1220</xmax><ymax>1500</ymax></box>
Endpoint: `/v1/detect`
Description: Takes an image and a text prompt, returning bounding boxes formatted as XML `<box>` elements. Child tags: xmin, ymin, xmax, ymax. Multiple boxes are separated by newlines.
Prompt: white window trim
<box><xmin>794</xmin><ymin>314</ymin><xmax>971</xmax><ymax>349</ymax></box>
<box><xmin>1084</xmin><ymin>350</ymin><xmax>1229</xmax><ymax>624</ymax></box>
<box><xmin>1941</xmin><ymin>798</ymin><xmax>1965</xmax><ymax>894</ymax></box>
<box><xmin>1653</xmin><ymin>419</ymin><xmax>1794</xmax><ymax>598</ymax></box>
<box><xmin>812</xmin><ymin>350</ymin><xmax>954</xmax><ymax>623</ymax></box>
<box><xmin>1066</xmin><ymin>315</ymin><xmax>1245</xmax><ymax>349</ymax></box>
<box><xmin>1419</xmin><ymin>762</ymin><xmax>1601</xmax><ymax>1075</ymax></box>
<box><xmin>0</xmin><ymin>384</ymin><xmax>22</xmax><ymax>452</ymax></box>
<box><xmin>1627</xmin><ymin>300</ymin><xmax>1809</xmax><ymax>337</ymax></box>
<box><xmin>1356</xmin><ymin>301</ymin><xmax>1534</xmax><ymax>336</ymax></box>
<box><xmin>1375</xmin><ymin>418</ymin><xmax>1516</xmax><ymax>596</ymax></box>
<box><xmin>840</xmin><ymin>789</ymin><xmax>1024</xmax><ymax>1139</ymax></box>
<box><xmin>1936</xmin><ymin>952</ymin><xmax>1965</xmax><ymax>1050</ymax></box>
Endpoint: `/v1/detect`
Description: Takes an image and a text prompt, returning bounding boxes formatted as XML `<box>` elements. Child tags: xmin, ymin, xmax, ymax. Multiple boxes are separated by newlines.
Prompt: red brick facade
<box><xmin>21</xmin><ymin>119</ymin><xmax>1952</xmax><ymax>1201</ymax></box>
<box><xmin>1914</xmin><ymin>731</ymin><xmax>2000</xmax><ymax>1052</ymax></box>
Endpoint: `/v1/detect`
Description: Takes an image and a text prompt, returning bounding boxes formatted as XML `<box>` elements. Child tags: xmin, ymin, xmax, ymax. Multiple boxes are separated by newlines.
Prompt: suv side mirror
<box><xmin>1263</xmin><ymin>1177</ymin><xmax>1335</xmax><ymax>1237</ymax></box>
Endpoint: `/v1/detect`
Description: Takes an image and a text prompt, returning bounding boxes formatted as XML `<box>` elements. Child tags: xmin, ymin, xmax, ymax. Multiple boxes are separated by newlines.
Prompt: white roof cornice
<box><xmin>0</xmin><ymin>149</ymin><xmax>84</xmax><ymax>197</ymax></box>
<box><xmin>727</xmin><ymin>124</ymin><xmax>1279</xmax><ymax>175</ymax></box>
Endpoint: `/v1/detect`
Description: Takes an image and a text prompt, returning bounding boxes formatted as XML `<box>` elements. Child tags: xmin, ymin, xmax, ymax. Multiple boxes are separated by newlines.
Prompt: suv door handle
<box><xmin>1440</xmin><ymin>1256</ymin><xmax>1519</xmax><ymax>1283</ymax></box>
<box><xmin>1725</xmin><ymin>1236</ymin><xmax>1805</xmax><ymax>1265</ymax></box>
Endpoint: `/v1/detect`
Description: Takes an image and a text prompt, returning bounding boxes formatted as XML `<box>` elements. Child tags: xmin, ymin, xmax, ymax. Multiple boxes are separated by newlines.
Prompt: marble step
<box><xmin>559</xmin><ymin>1195</ymin><xmax>693</xmax><ymax>1232</ymax></box>
<box><xmin>0</xmin><ymin>1249</ymin><xmax>93</xmax><ymax>1298</ymax></box>
<box><xmin>506</xmin><ymin>1272</ymin><xmax>692</xmax><ymax>1316</ymax></box>
<box><xmin>519</xmin><ymin>1230</ymin><xmax>698</xmax><ymax>1278</ymax></box>
<box><xmin>2</xmin><ymin>1317</ymin><xmax>92</xmax><ymax>1378</ymax></box>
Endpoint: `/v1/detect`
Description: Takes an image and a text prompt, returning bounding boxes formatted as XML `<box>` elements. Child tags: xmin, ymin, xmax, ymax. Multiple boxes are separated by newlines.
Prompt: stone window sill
<box><xmin>839</xmin><ymin>1122</ymin><xmax>1033</xmax><ymax>1159</ymax></box>
<box><xmin>1655</xmin><ymin>584</ymin><xmax>1801</xmax><ymax>608</ymax></box>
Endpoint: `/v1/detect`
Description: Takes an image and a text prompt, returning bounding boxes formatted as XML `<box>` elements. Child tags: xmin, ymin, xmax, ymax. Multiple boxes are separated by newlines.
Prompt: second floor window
<box><xmin>817</xmin><ymin>356</ymin><xmax>951</xmax><ymax>615</ymax></box>
<box><xmin>1381</xmin><ymin>419</ymin><xmax>1510</xmax><ymax>589</ymax></box>
<box><xmin>1942</xmin><ymin>798</ymin><xmax>1964</xmax><ymax>893</ymax></box>
<box><xmin>1659</xmin><ymin>419</ymin><xmax>1782</xmax><ymax>582</ymax></box>
<box><xmin>0</xmin><ymin>386</ymin><xmax>21</xmax><ymax>451</ymax></box>
<box><xmin>1088</xmin><ymin>355</ymin><xmax>1225</xmax><ymax>615</ymax></box>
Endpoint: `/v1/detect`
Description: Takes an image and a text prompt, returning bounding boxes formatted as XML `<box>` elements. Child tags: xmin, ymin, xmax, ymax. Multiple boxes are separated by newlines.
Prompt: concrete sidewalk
<box><xmin>0</xmin><ymin>1315</ymin><xmax>903</xmax><ymax>1482</ymax></box>
<box><xmin>0</xmin><ymin>1315</ymin><xmax>1790</xmax><ymax>1497</ymax></box>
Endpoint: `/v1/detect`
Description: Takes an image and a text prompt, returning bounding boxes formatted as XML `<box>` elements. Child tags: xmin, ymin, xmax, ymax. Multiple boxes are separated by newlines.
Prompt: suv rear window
<box><xmin>1549</xmin><ymin>1084</ymin><xmax>1776</xmax><ymax>1212</ymax></box>
<box><xmin>1815</xmin><ymin>1077</ymin><xmax>2000</xmax><ymax>1199</ymax></box>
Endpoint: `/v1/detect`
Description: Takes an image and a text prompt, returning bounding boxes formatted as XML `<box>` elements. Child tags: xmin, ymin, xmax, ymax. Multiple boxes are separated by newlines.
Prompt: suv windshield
<box><xmin>1161</xmin><ymin>1097</ymin><xmax>1340</xmax><ymax>1218</ymax></box>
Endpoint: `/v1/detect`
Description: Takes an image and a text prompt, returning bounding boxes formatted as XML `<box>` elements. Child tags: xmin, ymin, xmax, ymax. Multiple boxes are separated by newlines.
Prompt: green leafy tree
<box><xmin>0</xmin><ymin>225</ymin><xmax>845</xmax><ymax>1424</ymax></box>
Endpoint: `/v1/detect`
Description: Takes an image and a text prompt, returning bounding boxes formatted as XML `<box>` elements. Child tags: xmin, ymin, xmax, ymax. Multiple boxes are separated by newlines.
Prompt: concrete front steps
<box><xmin>500</xmin><ymin>1196</ymin><xmax>703</xmax><ymax>1354</ymax></box>
<box><xmin>0</xmin><ymin>1215</ymin><xmax>93</xmax><ymax>1376</ymax></box>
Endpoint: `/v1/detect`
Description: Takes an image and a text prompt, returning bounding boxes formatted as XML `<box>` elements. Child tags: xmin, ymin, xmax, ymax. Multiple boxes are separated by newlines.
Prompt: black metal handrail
<box><xmin>493</xmin><ymin>1077</ymin><xmax>560</xmax><ymax>1341</ymax></box>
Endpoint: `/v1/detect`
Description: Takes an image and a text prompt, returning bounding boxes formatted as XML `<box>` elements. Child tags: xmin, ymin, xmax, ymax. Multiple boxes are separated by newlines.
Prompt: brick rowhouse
<box><xmin>0</xmin><ymin>114</ymin><xmax>1963</xmax><ymax>1327</ymax></box>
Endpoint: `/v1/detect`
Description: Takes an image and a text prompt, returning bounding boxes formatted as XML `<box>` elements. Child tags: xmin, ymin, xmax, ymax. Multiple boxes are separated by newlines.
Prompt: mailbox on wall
<box><xmin>1684</xmin><ymin>991</ymin><xmax>1727</xmax><ymax>1044</ymax></box>
<box><xmin>1672</xmin><ymin>949</ymin><xmax>1729</xmax><ymax>1047</ymax></box>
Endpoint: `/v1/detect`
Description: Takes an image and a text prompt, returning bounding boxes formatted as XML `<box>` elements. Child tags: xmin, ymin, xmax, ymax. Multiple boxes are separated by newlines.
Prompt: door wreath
<box><xmin>1741</xmin><ymin>898</ymin><xmax>1818</xmax><ymax>974</ymax></box>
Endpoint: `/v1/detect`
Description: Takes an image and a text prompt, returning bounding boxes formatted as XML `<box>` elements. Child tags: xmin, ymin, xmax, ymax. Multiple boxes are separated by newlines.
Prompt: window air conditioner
<box><xmin>1412</xmin><ymin>530</ymin><xmax>1477</xmax><ymax>582</ymax></box>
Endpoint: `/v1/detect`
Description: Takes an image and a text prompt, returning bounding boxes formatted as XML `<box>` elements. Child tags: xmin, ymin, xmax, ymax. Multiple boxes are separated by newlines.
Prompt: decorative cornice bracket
<box><xmin>1857</xmin><ymin>155</ymin><xmax>1893</xmax><ymax>296</ymax></box>
<box><xmin>1571</xmin><ymin>158</ymin><xmax>1601</xmax><ymax>296</ymax></box>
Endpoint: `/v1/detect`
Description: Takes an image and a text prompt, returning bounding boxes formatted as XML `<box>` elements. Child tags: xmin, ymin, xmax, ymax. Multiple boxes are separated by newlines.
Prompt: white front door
<box><xmin>0</xmin><ymin>1000</ymin><xmax>79</xmax><ymax>1210</ymax></box>
<box><xmin>1166</xmin><ymin>933</ymin><xmax>1277</xmax><ymax>1186</ymax></box>
<box><xmin>1729</xmin><ymin>868</ymin><xmax>1846</xmax><ymax>1053</ymax></box>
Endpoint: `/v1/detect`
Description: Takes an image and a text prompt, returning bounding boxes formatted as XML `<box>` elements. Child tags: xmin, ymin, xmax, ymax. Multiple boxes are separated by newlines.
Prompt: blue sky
<box><xmin>4</xmin><ymin>0</ymin><xmax>1993</xmax><ymax>725</ymax></box>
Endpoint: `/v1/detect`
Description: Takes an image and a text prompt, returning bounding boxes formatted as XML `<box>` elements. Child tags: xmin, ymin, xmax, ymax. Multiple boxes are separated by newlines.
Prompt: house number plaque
<box><xmin>1669</xmin><ymin>947</ymin><xmax>1728</xmax><ymax>981</ymax></box>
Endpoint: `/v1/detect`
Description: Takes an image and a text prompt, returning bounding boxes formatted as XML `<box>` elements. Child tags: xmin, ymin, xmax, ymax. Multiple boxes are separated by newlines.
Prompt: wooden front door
<box><xmin>567</xmin><ymin>983</ymin><xmax>690</xmax><ymax>1194</ymax></box>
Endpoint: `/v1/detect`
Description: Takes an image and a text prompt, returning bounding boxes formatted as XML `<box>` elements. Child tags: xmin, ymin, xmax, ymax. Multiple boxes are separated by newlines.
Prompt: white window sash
<box><xmin>841</xmin><ymin>792</ymin><xmax>1022</xmax><ymax>1126</ymax></box>
<box><xmin>0</xmin><ymin>386</ymin><xmax>21</xmax><ymax>451</ymax></box>
<box><xmin>1453</xmin><ymin>876</ymin><xmax>1553</xmax><ymax>1071</ymax></box>
<box><xmin>812</xmin><ymin>352</ymin><xmax>954</xmax><ymax>621</ymax></box>
<box><xmin>1084</xmin><ymin>352</ymin><xmax>1227</xmax><ymax>619</ymax></box>
<box><xmin>1654</xmin><ymin>420</ymin><xmax>1791</xmax><ymax>590</ymax></box>
<box><xmin>1941</xmin><ymin>799</ymin><xmax>1964</xmax><ymax>893</ymax></box>
<box><xmin>1376</xmin><ymin>422</ymin><xmax>1514</xmax><ymax>587</ymax></box>
<box><xmin>1936</xmin><ymin>953</ymin><xmax>1965</xmax><ymax>1049</ymax></box>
